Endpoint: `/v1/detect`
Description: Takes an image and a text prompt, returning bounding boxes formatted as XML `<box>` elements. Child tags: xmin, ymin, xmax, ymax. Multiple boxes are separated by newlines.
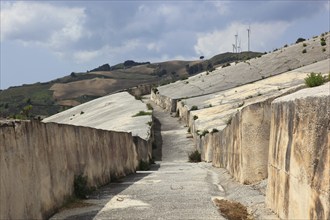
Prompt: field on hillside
<box><xmin>0</xmin><ymin>52</ymin><xmax>262</xmax><ymax>118</ymax></box>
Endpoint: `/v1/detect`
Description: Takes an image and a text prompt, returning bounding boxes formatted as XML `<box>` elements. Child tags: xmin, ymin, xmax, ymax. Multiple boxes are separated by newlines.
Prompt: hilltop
<box><xmin>0</xmin><ymin>51</ymin><xmax>262</xmax><ymax>118</ymax></box>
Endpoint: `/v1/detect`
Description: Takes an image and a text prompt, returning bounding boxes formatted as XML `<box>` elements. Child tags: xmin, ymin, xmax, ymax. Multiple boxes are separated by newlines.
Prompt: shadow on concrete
<box><xmin>152</xmin><ymin>115</ymin><xmax>162</xmax><ymax>161</ymax></box>
<box><xmin>52</xmin><ymin>163</ymin><xmax>161</xmax><ymax>220</ymax></box>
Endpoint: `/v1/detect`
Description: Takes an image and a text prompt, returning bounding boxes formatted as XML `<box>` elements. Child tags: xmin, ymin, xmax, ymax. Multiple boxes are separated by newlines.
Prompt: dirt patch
<box><xmin>59</xmin><ymin>199</ymin><xmax>93</xmax><ymax>211</ymax></box>
<box><xmin>214</xmin><ymin>198</ymin><xmax>253</xmax><ymax>220</ymax></box>
<box><xmin>57</xmin><ymin>100</ymin><xmax>81</xmax><ymax>107</ymax></box>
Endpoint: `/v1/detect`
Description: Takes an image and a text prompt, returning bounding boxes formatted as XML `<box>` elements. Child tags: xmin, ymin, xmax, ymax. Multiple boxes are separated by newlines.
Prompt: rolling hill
<box><xmin>0</xmin><ymin>51</ymin><xmax>262</xmax><ymax>118</ymax></box>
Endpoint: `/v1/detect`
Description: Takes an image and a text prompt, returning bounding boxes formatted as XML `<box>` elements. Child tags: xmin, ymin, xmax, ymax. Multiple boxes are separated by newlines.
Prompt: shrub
<box><xmin>304</xmin><ymin>72</ymin><xmax>326</xmax><ymax>87</ymax></box>
<box><xmin>146</xmin><ymin>103</ymin><xmax>153</xmax><ymax>110</ymax></box>
<box><xmin>296</xmin><ymin>38</ymin><xmax>306</xmax><ymax>43</ymax></box>
<box><xmin>200</xmin><ymin>130</ymin><xmax>209</xmax><ymax>137</ymax></box>
<box><xmin>303</xmin><ymin>43</ymin><xmax>307</xmax><ymax>47</ymax></box>
<box><xmin>284</xmin><ymin>44</ymin><xmax>288</xmax><ymax>47</ymax></box>
<box><xmin>188</xmin><ymin>150</ymin><xmax>201</xmax><ymax>163</ymax></box>
<box><xmin>74</xmin><ymin>174</ymin><xmax>91</xmax><ymax>199</ymax></box>
<box><xmin>323</xmin><ymin>48</ymin><xmax>326</xmax><ymax>52</ymax></box>
<box><xmin>321</xmin><ymin>38</ymin><xmax>326</xmax><ymax>46</ymax></box>
<box><xmin>302</xmin><ymin>49</ymin><xmax>307</xmax><ymax>53</ymax></box>
<box><xmin>132</xmin><ymin>111</ymin><xmax>152</xmax><ymax>117</ymax></box>
<box><xmin>211</xmin><ymin>128</ymin><xmax>219</xmax><ymax>133</ymax></box>
<box><xmin>222</xmin><ymin>63</ymin><xmax>231</xmax><ymax>68</ymax></box>
<box><xmin>138</xmin><ymin>160</ymin><xmax>150</xmax><ymax>171</ymax></box>
<box><xmin>193</xmin><ymin>115</ymin><xmax>198</xmax><ymax>120</ymax></box>
<box><xmin>187</xmin><ymin>127</ymin><xmax>191</xmax><ymax>133</ymax></box>
<box><xmin>190</xmin><ymin>105</ymin><xmax>198</xmax><ymax>111</ymax></box>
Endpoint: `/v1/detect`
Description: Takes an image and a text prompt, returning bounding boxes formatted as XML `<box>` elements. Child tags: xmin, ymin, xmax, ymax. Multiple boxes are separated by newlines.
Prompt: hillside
<box><xmin>0</xmin><ymin>52</ymin><xmax>262</xmax><ymax>118</ymax></box>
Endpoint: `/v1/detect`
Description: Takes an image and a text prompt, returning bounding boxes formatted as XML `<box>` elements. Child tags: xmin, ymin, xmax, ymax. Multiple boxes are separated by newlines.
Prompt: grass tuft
<box><xmin>304</xmin><ymin>72</ymin><xmax>326</xmax><ymax>87</ymax></box>
<box><xmin>188</xmin><ymin>150</ymin><xmax>201</xmax><ymax>163</ymax></box>
<box><xmin>132</xmin><ymin>111</ymin><xmax>152</xmax><ymax>117</ymax></box>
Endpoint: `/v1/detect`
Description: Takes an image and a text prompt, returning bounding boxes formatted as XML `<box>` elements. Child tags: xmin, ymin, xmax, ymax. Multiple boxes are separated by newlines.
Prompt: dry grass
<box><xmin>214</xmin><ymin>199</ymin><xmax>253</xmax><ymax>220</ymax></box>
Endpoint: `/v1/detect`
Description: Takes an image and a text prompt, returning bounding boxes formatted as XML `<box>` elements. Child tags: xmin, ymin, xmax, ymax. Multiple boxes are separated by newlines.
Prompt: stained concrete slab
<box><xmin>180</xmin><ymin>58</ymin><xmax>330</xmax><ymax>132</ymax></box>
<box><xmin>156</xmin><ymin>33</ymin><xmax>329</xmax><ymax>100</ymax></box>
<box><xmin>43</xmin><ymin>92</ymin><xmax>151</xmax><ymax>140</ymax></box>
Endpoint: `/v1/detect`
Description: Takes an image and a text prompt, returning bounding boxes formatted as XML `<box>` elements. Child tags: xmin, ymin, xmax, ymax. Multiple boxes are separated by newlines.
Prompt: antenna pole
<box><xmin>247</xmin><ymin>26</ymin><xmax>251</xmax><ymax>52</ymax></box>
<box><xmin>235</xmin><ymin>33</ymin><xmax>238</xmax><ymax>53</ymax></box>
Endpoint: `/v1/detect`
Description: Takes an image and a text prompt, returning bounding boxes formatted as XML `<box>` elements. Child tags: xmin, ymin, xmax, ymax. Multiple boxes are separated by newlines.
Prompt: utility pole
<box><xmin>235</xmin><ymin>33</ymin><xmax>238</xmax><ymax>53</ymax></box>
<box><xmin>247</xmin><ymin>26</ymin><xmax>251</xmax><ymax>52</ymax></box>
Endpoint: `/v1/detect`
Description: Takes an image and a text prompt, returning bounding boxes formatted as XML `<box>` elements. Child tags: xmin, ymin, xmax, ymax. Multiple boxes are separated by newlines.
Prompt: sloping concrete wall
<box><xmin>266</xmin><ymin>83</ymin><xmax>330</xmax><ymax>219</ymax></box>
<box><xmin>0</xmin><ymin>120</ymin><xmax>149</xmax><ymax>220</ymax></box>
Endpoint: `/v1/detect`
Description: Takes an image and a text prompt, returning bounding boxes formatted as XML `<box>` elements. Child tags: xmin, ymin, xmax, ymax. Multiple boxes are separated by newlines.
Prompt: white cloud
<box><xmin>194</xmin><ymin>21</ymin><xmax>292</xmax><ymax>57</ymax></box>
<box><xmin>212</xmin><ymin>1</ymin><xmax>231</xmax><ymax>15</ymax></box>
<box><xmin>73</xmin><ymin>50</ymin><xmax>101</xmax><ymax>63</ymax></box>
<box><xmin>1</xmin><ymin>2</ymin><xmax>88</xmax><ymax>50</ymax></box>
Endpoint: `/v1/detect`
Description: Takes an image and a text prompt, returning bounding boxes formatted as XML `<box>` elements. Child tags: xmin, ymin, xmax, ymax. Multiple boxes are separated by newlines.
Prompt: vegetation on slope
<box><xmin>0</xmin><ymin>52</ymin><xmax>262</xmax><ymax>119</ymax></box>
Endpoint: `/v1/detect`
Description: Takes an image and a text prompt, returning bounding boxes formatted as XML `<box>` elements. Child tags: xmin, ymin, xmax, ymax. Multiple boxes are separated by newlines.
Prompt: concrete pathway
<box><xmin>51</xmin><ymin>101</ymin><xmax>276</xmax><ymax>220</ymax></box>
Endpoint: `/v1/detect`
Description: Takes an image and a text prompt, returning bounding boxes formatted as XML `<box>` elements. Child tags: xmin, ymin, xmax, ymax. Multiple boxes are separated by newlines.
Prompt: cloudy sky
<box><xmin>1</xmin><ymin>1</ymin><xmax>329</xmax><ymax>89</ymax></box>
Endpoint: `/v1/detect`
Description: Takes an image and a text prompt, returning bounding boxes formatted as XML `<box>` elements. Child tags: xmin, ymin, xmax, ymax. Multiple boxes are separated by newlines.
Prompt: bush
<box><xmin>211</xmin><ymin>128</ymin><xmax>219</xmax><ymax>133</ymax></box>
<box><xmin>302</xmin><ymin>49</ymin><xmax>307</xmax><ymax>53</ymax></box>
<box><xmin>193</xmin><ymin>115</ymin><xmax>198</xmax><ymax>120</ymax></box>
<box><xmin>303</xmin><ymin>43</ymin><xmax>307</xmax><ymax>47</ymax></box>
<box><xmin>190</xmin><ymin>105</ymin><xmax>198</xmax><ymax>111</ymax></box>
<box><xmin>74</xmin><ymin>174</ymin><xmax>90</xmax><ymax>199</ymax></box>
<box><xmin>146</xmin><ymin>103</ymin><xmax>153</xmax><ymax>110</ymax></box>
<box><xmin>200</xmin><ymin>130</ymin><xmax>209</xmax><ymax>137</ymax></box>
<box><xmin>188</xmin><ymin>150</ymin><xmax>201</xmax><ymax>163</ymax></box>
<box><xmin>296</xmin><ymin>38</ymin><xmax>306</xmax><ymax>43</ymax></box>
<box><xmin>304</xmin><ymin>72</ymin><xmax>326</xmax><ymax>87</ymax></box>
<box><xmin>138</xmin><ymin>160</ymin><xmax>150</xmax><ymax>171</ymax></box>
<box><xmin>321</xmin><ymin>38</ymin><xmax>326</xmax><ymax>46</ymax></box>
<box><xmin>222</xmin><ymin>63</ymin><xmax>231</xmax><ymax>68</ymax></box>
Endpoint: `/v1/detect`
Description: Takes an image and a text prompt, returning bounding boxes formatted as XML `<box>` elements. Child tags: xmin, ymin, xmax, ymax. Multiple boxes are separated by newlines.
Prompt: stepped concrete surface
<box><xmin>172</xmin><ymin>59</ymin><xmax>329</xmax><ymax>184</ymax></box>
<box><xmin>50</xmin><ymin>102</ymin><xmax>277</xmax><ymax>220</ymax></box>
<box><xmin>179</xmin><ymin>59</ymin><xmax>330</xmax><ymax>132</ymax></box>
<box><xmin>152</xmin><ymin>33</ymin><xmax>329</xmax><ymax>111</ymax></box>
<box><xmin>43</xmin><ymin>91</ymin><xmax>151</xmax><ymax>140</ymax></box>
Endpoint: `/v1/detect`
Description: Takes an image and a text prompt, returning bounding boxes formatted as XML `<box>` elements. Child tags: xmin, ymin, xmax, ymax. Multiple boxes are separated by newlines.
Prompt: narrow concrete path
<box><xmin>51</xmin><ymin>100</ymin><xmax>276</xmax><ymax>220</ymax></box>
<box><xmin>51</xmin><ymin>101</ymin><xmax>224</xmax><ymax>220</ymax></box>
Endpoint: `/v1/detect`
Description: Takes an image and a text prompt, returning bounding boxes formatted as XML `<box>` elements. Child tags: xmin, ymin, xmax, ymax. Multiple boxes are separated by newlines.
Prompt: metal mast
<box><xmin>235</xmin><ymin>33</ymin><xmax>238</xmax><ymax>53</ymax></box>
<box><xmin>247</xmin><ymin>26</ymin><xmax>251</xmax><ymax>52</ymax></box>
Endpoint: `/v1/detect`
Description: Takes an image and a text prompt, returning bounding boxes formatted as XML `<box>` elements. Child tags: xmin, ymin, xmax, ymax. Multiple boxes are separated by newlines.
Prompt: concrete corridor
<box><xmin>51</xmin><ymin>101</ymin><xmax>275</xmax><ymax>220</ymax></box>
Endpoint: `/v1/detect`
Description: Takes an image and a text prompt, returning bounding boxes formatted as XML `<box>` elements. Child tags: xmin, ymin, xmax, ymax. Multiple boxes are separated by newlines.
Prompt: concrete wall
<box><xmin>128</xmin><ymin>84</ymin><xmax>153</xmax><ymax>99</ymax></box>
<box><xmin>211</xmin><ymin>100</ymin><xmax>272</xmax><ymax>184</ymax></box>
<box><xmin>151</xmin><ymin>90</ymin><xmax>177</xmax><ymax>112</ymax></box>
<box><xmin>266</xmin><ymin>85</ymin><xmax>330</xmax><ymax>219</ymax></box>
<box><xmin>0</xmin><ymin>120</ymin><xmax>150</xmax><ymax>220</ymax></box>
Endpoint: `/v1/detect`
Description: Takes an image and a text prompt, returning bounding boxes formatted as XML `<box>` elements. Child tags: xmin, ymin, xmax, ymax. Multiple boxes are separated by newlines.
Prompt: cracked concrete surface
<box><xmin>156</xmin><ymin>33</ymin><xmax>329</xmax><ymax>99</ymax></box>
<box><xmin>50</xmin><ymin>101</ymin><xmax>277</xmax><ymax>220</ymax></box>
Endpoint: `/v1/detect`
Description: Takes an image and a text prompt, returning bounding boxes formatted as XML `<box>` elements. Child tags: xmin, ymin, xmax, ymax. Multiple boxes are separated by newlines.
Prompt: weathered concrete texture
<box><xmin>43</xmin><ymin>91</ymin><xmax>152</xmax><ymax>140</ymax></box>
<box><xmin>211</xmin><ymin>100</ymin><xmax>272</xmax><ymax>184</ymax></box>
<box><xmin>127</xmin><ymin>84</ymin><xmax>153</xmax><ymax>99</ymax></box>
<box><xmin>151</xmin><ymin>89</ymin><xmax>177</xmax><ymax>112</ymax></box>
<box><xmin>266</xmin><ymin>83</ymin><xmax>330</xmax><ymax>219</ymax></box>
<box><xmin>50</xmin><ymin>101</ymin><xmax>277</xmax><ymax>220</ymax></box>
<box><xmin>174</xmin><ymin>60</ymin><xmax>329</xmax><ymax>184</ymax></box>
<box><xmin>0</xmin><ymin>120</ymin><xmax>147</xmax><ymax>220</ymax></box>
<box><xmin>152</xmin><ymin>33</ymin><xmax>329</xmax><ymax>111</ymax></box>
